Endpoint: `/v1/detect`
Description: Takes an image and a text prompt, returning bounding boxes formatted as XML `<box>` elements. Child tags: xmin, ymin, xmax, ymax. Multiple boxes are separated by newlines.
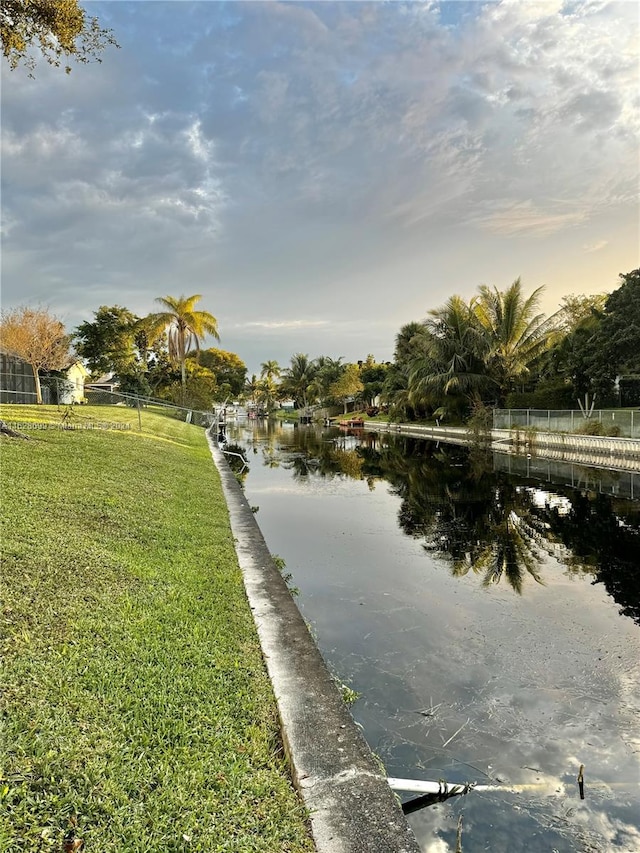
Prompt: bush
<box><xmin>505</xmin><ymin>379</ymin><xmax>575</xmax><ymax>409</ymax></box>
<box><xmin>575</xmin><ymin>419</ymin><xmax>621</xmax><ymax>437</ymax></box>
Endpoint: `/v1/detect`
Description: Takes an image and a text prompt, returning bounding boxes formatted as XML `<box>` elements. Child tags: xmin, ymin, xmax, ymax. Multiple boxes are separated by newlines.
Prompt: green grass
<box><xmin>0</xmin><ymin>405</ymin><xmax>313</xmax><ymax>852</ymax></box>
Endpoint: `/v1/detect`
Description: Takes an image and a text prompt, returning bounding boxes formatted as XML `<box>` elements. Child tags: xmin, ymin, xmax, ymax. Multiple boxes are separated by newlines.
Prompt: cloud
<box><xmin>239</xmin><ymin>320</ymin><xmax>329</xmax><ymax>330</ymax></box>
<box><xmin>471</xmin><ymin>200</ymin><xmax>588</xmax><ymax>236</ymax></box>
<box><xmin>1</xmin><ymin>0</ymin><xmax>638</xmax><ymax>375</ymax></box>
<box><xmin>583</xmin><ymin>240</ymin><xmax>608</xmax><ymax>253</ymax></box>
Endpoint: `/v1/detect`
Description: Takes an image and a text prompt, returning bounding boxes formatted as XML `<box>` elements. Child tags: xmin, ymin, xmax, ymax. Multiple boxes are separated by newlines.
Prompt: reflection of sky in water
<box><xmin>231</xmin><ymin>423</ymin><xmax>640</xmax><ymax>852</ymax></box>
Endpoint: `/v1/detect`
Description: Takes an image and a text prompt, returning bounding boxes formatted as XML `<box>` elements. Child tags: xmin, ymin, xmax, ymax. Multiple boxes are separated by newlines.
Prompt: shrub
<box><xmin>575</xmin><ymin>419</ymin><xmax>621</xmax><ymax>437</ymax></box>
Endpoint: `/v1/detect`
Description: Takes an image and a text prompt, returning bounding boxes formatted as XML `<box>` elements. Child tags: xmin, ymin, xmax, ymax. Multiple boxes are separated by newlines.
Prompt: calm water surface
<box><xmin>227</xmin><ymin>420</ymin><xmax>640</xmax><ymax>853</ymax></box>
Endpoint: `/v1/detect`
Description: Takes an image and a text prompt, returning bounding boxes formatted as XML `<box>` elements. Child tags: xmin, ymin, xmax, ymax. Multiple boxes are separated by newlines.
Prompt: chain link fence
<box><xmin>493</xmin><ymin>408</ymin><xmax>640</xmax><ymax>438</ymax></box>
<box><xmin>1</xmin><ymin>374</ymin><xmax>216</xmax><ymax>429</ymax></box>
<box><xmin>83</xmin><ymin>387</ymin><xmax>215</xmax><ymax>428</ymax></box>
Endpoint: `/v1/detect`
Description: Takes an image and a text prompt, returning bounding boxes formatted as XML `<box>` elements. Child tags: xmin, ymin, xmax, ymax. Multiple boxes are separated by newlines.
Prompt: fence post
<box><xmin>137</xmin><ymin>397</ymin><xmax>142</xmax><ymax>431</ymax></box>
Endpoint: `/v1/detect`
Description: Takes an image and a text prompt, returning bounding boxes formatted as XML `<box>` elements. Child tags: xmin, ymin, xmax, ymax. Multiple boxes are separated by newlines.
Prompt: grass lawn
<box><xmin>0</xmin><ymin>404</ymin><xmax>313</xmax><ymax>852</ymax></box>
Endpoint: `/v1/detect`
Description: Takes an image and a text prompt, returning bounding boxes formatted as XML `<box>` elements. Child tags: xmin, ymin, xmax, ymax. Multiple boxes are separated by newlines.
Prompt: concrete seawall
<box><xmin>206</xmin><ymin>431</ymin><xmax>421</xmax><ymax>853</ymax></box>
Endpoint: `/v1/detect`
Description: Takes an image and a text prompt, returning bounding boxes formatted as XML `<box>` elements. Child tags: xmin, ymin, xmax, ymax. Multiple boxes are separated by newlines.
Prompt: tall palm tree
<box><xmin>260</xmin><ymin>360</ymin><xmax>281</xmax><ymax>383</ymax></box>
<box><xmin>245</xmin><ymin>374</ymin><xmax>260</xmax><ymax>407</ymax></box>
<box><xmin>281</xmin><ymin>353</ymin><xmax>317</xmax><ymax>408</ymax></box>
<box><xmin>408</xmin><ymin>295</ymin><xmax>492</xmax><ymax>412</ymax></box>
<box><xmin>473</xmin><ymin>279</ymin><xmax>560</xmax><ymax>404</ymax></box>
<box><xmin>152</xmin><ymin>294</ymin><xmax>219</xmax><ymax>398</ymax></box>
<box><xmin>259</xmin><ymin>361</ymin><xmax>281</xmax><ymax>411</ymax></box>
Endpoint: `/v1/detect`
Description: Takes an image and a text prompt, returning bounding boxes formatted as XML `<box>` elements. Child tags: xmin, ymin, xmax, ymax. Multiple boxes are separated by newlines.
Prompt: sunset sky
<box><xmin>2</xmin><ymin>0</ymin><xmax>638</xmax><ymax>374</ymax></box>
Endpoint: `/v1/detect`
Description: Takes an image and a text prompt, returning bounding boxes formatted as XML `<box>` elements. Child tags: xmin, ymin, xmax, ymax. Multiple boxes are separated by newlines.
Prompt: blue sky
<box><xmin>2</xmin><ymin>0</ymin><xmax>638</xmax><ymax>375</ymax></box>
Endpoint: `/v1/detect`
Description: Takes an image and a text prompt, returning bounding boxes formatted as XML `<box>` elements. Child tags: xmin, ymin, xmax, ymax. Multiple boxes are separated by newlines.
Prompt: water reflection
<box><xmin>228</xmin><ymin>421</ymin><xmax>640</xmax><ymax>852</ymax></box>
<box><xmin>362</xmin><ymin>436</ymin><xmax>640</xmax><ymax>617</ymax></box>
<box><xmin>241</xmin><ymin>425</ymin><xmax>640</xmax><ymax>616</ymax></box>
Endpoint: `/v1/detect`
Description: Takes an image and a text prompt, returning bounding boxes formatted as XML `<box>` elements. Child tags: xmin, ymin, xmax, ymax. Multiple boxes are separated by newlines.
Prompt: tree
<box><xmin>329</xmin><ymin>363</ymin><xmax>364</xmax><ymax>414</ymax></box>
<box><xmin>281</xmin><ymin>353</ymin><xmax>317</xmax><ymax>408</ymax></box>
<box><xmin>0</xmin><ymin>306</ymin><xmax>71</xmax><ymax>404</ymax></box>
<box><xmin>159</xmin><ymin>360</ymin><xmax>217</xmax><ymax>411</ymax></box>
<box><xmin>151</xmin><ymin>295</ymin><xmax>219</xmax><ymax>401</ymax></box>
<box><xmin>259</xmin><ymin>360</ymin><xmax>281</xmax><ymax>411</ymax></box>
<box><xmin>408</xmin><ymin>295</ymin><xmax>491</xmax><ymax>417</ymax></box>
<box><xmin>473</xmin><ymin>279</ymin><xmax>560</xmax><ymax>404</ymax></box>
<box><xmin>1</xmin><ymin>0</ymin><xmax>118</xmax><ymax>75</ymax></box>
<box><xmin>244</xmin><ymin>374</ymin><xmax>260</xmax><ymax>407</ymax></box>
<box><xmin>383</xmin><ymin>322</ymin><xmax>426</xmax><ymax>420</ymax></box>
<box><xmin>194</xmin><ymin>348</ymin><xmax>247</xmax><ymax>399</ymax></box>
<box><xmin>260</xmin><ymin>360</ymin><xmax>281</xmax><ymax>383</ymax></box>
<box><xmin>310</xmin><ymin>356</ymin><xmax>344</xmax><ymax>405</ymax></box>
<box><xmin>559</xmin><ymin>293</ymin><xmax>608</xmax><ymax>333</ymax></box>
<box><xmin>74</xmin><ymin>305</ymin><xmax>139</xmax><ymax>376</ymax></box>
<box><xmin>541</xmin><ymin>272</ymin><xmax>640</xmax><ymax>406</ymax></box>
<box><xmin>358</xmin><ymin>358</ymin><xmax>388</xmax><ymax>408</ymax></box>
<box><xmin>598</xmin><ymin>269</ymin><xmax>640</xmax><ymax>375</ymax></box>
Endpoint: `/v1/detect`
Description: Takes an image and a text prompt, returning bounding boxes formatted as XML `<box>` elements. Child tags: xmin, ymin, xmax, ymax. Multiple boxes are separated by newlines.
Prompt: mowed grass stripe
<box><xmin>0</xmin><ymin>405</ymin><xmax>313</xmax><ymax>852</ymax></box>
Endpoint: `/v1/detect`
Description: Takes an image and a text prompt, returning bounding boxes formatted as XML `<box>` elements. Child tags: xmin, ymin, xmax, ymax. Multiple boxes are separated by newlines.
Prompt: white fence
<box><xmin>493</xmin><ymin>408</ymin><xmax>639</xmax><ymax>438</ymax></box>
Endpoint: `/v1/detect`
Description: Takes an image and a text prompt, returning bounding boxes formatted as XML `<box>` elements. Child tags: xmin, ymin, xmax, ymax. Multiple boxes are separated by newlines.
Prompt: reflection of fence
<box><xmin>494</xmin><ymin>408</ymin><xmax>639</xmax><ymax>438</ymax></box>
<box><xmin>493</xmin><ymin>451</ymin><xmax>640</xmax><ymax>501</ymax></box>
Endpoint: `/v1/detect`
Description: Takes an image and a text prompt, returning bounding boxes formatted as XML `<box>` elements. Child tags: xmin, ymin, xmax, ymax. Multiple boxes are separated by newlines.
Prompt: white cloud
<box><xmin>583</xmin><ymin>240</ymin><xmax>608</xmax><ymax>253</ymax></box>
<box><xmin>239</xmin><ymin>320</ymin><xmax>330</xmax><ymax>330</ymax></box>
<box><xmin>471</xmin><ymin>199</ymin><xmax>589</xmax><ymax>236</ymax></box>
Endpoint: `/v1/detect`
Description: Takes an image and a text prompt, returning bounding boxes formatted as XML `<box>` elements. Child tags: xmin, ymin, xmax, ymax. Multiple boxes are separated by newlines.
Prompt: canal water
<box><xmin>226</xmin><ymin>419</ymin><xmax>640</xmax><ymax>853</ymax></box>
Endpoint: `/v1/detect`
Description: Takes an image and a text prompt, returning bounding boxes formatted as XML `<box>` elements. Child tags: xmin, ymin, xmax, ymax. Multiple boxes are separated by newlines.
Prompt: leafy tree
<box><xmin>151</xmin><ymin>295</ymin><xmax>219</xmax><ymax>401</ymax></box>
<box><xmin>116</xmin><ymin>367</ymin><xmax>152</xmax><ymax>401</ymax></box>
<box><xmin>310</xmin><ymin>356</ymin><xmax>344</xmax><ymax>405</ymax></box>
<box><xmin>74</xmin><ymin>305</ymin><xmax>139</xmax><ymax>376</ymax></box>
<box><xmin>559</xmin><ymin>293</ymin><xmax>608</xmax><ymax>333</ymax></box>
<box><xmin>359</xmin><ymin>358</ymin><xmax>388</xmax><ymax>408</ymax></box>
<box><xmin>0</xmin><ymin>306</ymin><xmax>71</xmax><ymax>403</ymax></box>
<box><xmin>329</xmin><ymin>363</ymin><xmax>364</xmax><ymax>414</ymax></box>
<box><xmin>1</xmin><ymin>0</ymin><xmax>118</xmax><ymax>75</ymax></box>
<box><xmin>159</xmin><ymin>361</ymin><xmax>217</xmax><ymax>411</ymax></box>
<box><xmin>544</xmin><ymin>309</ymin><xmax>603</xmax><ymax>403</ymax></box>
<box><xmin>598</xmin><ymin>269</ymin><xmax>640</xmax><ymax>376</ymax></box>
<box><xmin>193</xmin><ymin>348</ymin><xmax>247</xmax><ymax>399</ymax></box>
<box><xmin>540</xmin><ymin>271</ymin><xmax>640</xmax><ymax>406</ymax></box>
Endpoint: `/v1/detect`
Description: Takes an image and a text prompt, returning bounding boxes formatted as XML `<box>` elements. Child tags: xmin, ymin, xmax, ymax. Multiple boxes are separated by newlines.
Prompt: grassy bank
<box><xmin>0</xmin><ymin>405</ymin><xmax>313</xmax><ymax>852</ymax></box>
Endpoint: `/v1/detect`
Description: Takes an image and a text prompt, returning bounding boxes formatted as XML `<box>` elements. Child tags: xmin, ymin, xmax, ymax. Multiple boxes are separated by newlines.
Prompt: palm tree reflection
<box><xmin>379</xmin><ymin>441</ymin><xmax>546</xmax><ymax>593</ymax></box>
<box><xmin>241</xmin><ymin>422</ymin><xmax>639</xmax><ymax>613</ymax></box>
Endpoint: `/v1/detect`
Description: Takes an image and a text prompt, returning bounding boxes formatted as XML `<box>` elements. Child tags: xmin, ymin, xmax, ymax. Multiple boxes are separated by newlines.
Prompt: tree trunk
<box><xmin>180</xmin><ymin>358</ymin><xmax>186</xmax><ymax>405</ymax></box>
<box><xmin>32</xmin><ymin>364</ymin><xmax>43</xmax><ymax>404</ymax></box>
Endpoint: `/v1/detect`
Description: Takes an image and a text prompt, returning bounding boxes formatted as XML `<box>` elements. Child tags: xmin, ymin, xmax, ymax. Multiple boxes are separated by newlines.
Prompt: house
<box><xmin>60</xmin><ymin>361</ymin><xmax>90</xmax><ymax>404</ymax></box>
<box><xmin>0</xmin><ymin>345</ymin><xmax>37</xmax><ymax>403</ymax></box>
<box><xmin>84</xmin><ymin>374</ymin><xmax>119</xmax><ymax>394</ymax></box>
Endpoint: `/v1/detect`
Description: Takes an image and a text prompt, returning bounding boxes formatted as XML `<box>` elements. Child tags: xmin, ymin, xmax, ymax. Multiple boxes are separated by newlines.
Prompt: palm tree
<box><xmin>473</xmin><ymin>279</ymin><xmax>560</xmax><ymax>404</ymax></box>
<box><xmin>408</xmin><ymin>295</ymin><xmax>492</xmax><ymax>413</ymax></box>
<box><xmin>259</xmin><ymin>360</ymin><xmax>281</xmax><ymax>411</ymax></box>
<box><xmin>245</xmin><ymin>374</ymin><xmax>260</xmax><ymax>407</ymax></box>
<box><xmin>260</xmin><ymin>360</ymin><xmax>281</xmax><ymax>383</ymax></box>
<box><xmin>281</xmin><ymin>353</ymin><xmax>317</xmax><ymax>408</ymax></box>
<box><xmin>152</xmin><ymin>294</ymin><xmax>219</xmax><ymax>399</ymax></box>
